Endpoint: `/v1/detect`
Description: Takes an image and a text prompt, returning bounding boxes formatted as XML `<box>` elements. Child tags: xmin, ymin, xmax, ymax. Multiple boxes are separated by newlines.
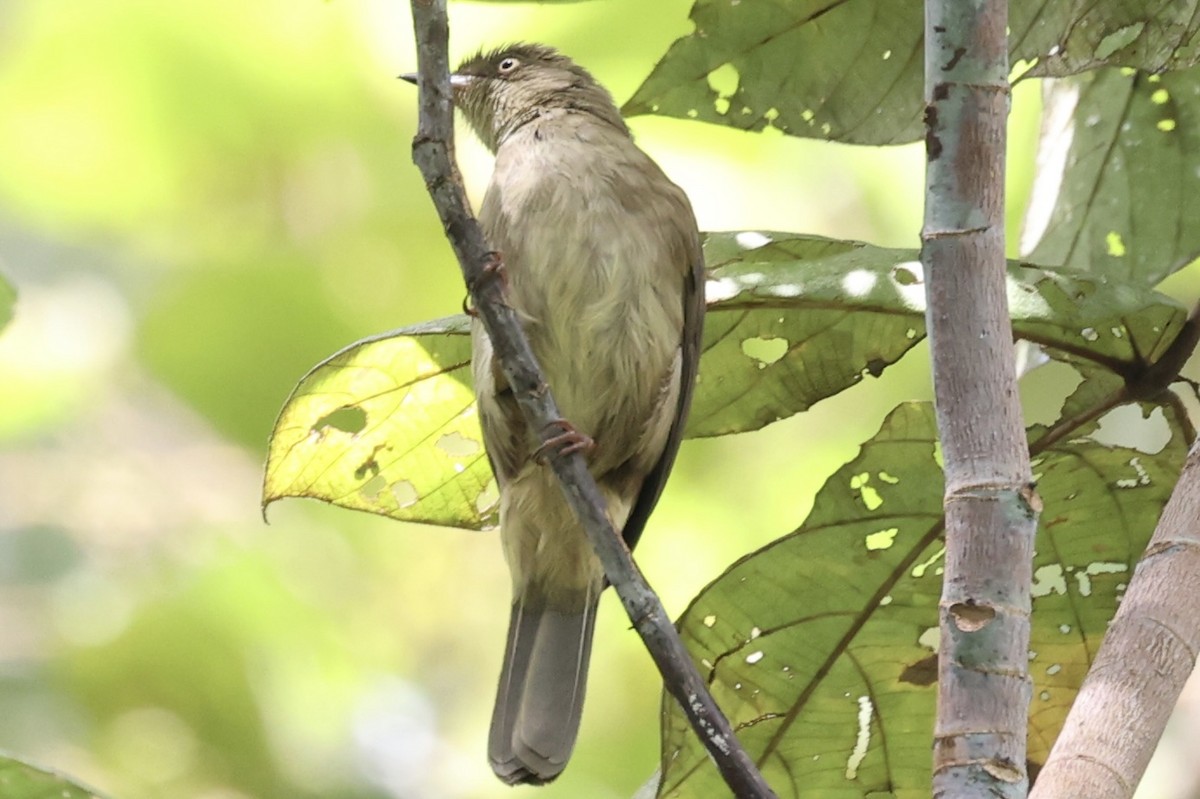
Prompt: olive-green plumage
<box><xmin>449</xmin><ymin>43</ymin><xmax>704</xmax><ymax>785</ymax></box>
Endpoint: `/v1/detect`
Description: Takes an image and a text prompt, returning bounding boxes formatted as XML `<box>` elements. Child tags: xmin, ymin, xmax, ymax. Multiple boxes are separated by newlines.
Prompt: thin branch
<box><xmin>1125</xmin><ymin>297</ymin><xmax>1200</xmax><ymax>400</ymax></box>
<box><xmin>405</xmin><ymin>3</ymin><xmax>775</xmax><ymax>796</ymax></box>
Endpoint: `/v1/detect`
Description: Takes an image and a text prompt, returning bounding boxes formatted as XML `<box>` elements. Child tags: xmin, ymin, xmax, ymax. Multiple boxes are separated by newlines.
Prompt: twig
<box><xmin>405</xmin><ymin>3</ymin><xmax>776</xmax><ymax>796</ymax></box>
<box><xmin>1125</xmin><ymin>296</ymin><xmax>1200</xmax><ymax>400</ymax></box>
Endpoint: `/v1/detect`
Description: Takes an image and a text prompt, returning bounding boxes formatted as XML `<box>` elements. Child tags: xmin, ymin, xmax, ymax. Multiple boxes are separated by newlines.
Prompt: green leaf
<box><xmin>622</xmin><ymin>0</ymin><xmax>927</xmax><ymax>144</ymax></box>
<box><xmin>657</xmin><ymin>400</ymin><xmax>1188</xmax><ymax>798</ymax></box>
<box><xmin>0</xmin><ymin>273</ymin><xmax>14</xmax><ymax>331</ymax></box>
<box><xmin>263</xmin><ymin>234</ymin><xmax>1186</xmax><ymax>530</ymax></box>
<box><xmin>1026</xmin><ymin>67</ymin><xmax>1200</xmax><ymax>285</ymax></box>
<box><xmin>690</xmin><ymin>235</ymin><xmax>923</xmax><ymax>436</ymax></box>
<box><xmin>0</xmin><ymin>753</ymin><xmax>109</xmax><ymax>799</ymax></box>
<box><xmin>1025</xmin><ymin>355</ymin><xmax>1125</xmax><ymax>450</ymax></box>
<box><xmin>1021</xmin><ymin>1</ymin><xmax>1200</xmax><ymax>77</ymax></box>
<box><xmin>703</xmin><ymin>234</ymin><xmax>1185</xmax><ymax>421</ymax></box>
<box><xmin>623</xmin><ymin>0</ymin><xmax>1200</xmax><ymax>144</ymax></box>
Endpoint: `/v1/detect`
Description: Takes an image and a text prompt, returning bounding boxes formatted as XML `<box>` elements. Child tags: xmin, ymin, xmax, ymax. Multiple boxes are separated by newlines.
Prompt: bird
<box><xmin>409</xmin><ymin>43</ymin><xmax>704</xmax><ymax>785</ymax></box>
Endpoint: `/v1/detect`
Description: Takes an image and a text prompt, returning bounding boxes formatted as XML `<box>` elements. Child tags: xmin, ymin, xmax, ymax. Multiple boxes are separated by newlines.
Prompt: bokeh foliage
<box><xmin>2</xmin><ymin>1</ymin><xmax>1199</xmax><ymax>799</ymax></box>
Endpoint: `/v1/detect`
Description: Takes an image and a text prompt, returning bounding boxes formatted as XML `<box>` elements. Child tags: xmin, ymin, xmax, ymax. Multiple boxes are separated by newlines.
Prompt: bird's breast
<box><xmin>480</xmin><ymin>130</ymin><xmax>686</xmax><ymax>468</ymax></box>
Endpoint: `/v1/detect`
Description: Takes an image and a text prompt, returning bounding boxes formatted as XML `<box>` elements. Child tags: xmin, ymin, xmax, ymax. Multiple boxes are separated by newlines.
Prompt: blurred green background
<box><xmin>0</xmin><ymin>1</ymin><xmax>1197</xmax><ymax>798</ymax></box>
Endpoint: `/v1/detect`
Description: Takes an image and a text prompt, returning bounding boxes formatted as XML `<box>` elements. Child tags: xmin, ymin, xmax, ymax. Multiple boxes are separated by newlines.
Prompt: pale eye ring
<box><xmin>498</xmin><ymin>57</ymin><xmax>519</xmax><ymax>74</ymax></box>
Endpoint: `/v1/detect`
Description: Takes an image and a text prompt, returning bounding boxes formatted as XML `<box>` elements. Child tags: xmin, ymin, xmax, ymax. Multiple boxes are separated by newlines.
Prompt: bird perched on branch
<box><xmin>409</xmin><ymin>43</ymin><xmax>704</xmax><ymax>785</ymax></box>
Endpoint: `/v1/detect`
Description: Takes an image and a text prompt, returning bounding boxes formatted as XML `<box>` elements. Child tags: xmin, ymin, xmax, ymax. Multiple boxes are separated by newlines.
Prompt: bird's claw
<box><xmin>533</xmin><ymin>419</ymin><xmax>595</xmax><ymax>465</ymax></box>
<box><xmin>464</xmin><ymin>252</ymin><xmax>509</xmax><ymax>317</ymax></box>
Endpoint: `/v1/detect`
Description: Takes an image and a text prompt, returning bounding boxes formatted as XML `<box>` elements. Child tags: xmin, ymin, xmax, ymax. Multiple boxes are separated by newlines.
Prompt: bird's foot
<box><xmin>533</xmin><ymin>419</ymin><xmax>595</xmax><ymax>465</ymax></box>
<box><xmin>463</xmin><ymin>251</ymin><xmax>509</xmax><ymax>318</ymax></box>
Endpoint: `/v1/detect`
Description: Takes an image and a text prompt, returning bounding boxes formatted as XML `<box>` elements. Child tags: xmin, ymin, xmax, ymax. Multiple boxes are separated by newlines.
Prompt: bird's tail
<box><xmin>488</xmin><ymin>585</ymin><xmax>599</xmax><ymax>785</ymax></box>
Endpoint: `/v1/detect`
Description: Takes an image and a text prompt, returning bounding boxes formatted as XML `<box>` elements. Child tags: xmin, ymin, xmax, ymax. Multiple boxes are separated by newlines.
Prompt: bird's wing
<box><xmin>472</xmin><ymin>319</ymin><xmax>527</xmax><ymax>487</ymax></box>
<box><xmin>619</xmin><ymin>223</ymin><xmax>705</xmax><ymax>551</ymax></box>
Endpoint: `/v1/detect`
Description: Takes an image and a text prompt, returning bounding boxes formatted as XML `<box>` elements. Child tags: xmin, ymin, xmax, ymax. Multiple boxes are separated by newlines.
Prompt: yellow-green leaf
<box><xmin>263</xmin><ymin>316</ymin><xmax>499</xmax><ymax>530</ymax></box>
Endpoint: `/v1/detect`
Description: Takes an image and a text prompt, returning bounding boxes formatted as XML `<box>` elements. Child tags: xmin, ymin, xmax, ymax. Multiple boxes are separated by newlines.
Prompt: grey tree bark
<box><xmin>922</xmin><ymin>0</ymin><xmax>1039</xmax><ymax>796</ymax></box>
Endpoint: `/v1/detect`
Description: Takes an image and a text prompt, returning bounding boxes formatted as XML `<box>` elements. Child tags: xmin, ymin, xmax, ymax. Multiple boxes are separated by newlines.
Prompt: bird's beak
<box><xmin>397</xmin><ymin>73</ymin><xmax>475</xmax><ymax>89</ymax></box>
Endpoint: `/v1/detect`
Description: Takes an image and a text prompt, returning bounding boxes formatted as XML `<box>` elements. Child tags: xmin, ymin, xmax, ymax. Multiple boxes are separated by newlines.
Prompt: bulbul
<box><xmin>408</xmin><ymin>43</ymin><xmax>704</xmax><ymax>785</ymax></box>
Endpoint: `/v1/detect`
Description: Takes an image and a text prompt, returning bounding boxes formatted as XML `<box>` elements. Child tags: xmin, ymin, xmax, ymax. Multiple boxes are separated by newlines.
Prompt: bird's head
<box><xmin>404</xmin><ymin>44</ymin><xmax>628</xmax><ymax>152</ymax></box>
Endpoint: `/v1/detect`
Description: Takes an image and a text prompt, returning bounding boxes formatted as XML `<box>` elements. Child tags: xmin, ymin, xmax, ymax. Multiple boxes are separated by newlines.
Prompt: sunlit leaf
<box><xmin>623</xmin><ymin>0</ymin><xmax>1200</xmax><ymax>144</ymax></box>
<box><xmin>0</xmin><ymin>753</ymin><xmax>109</xmax><ymax>799</ymax></box>
<box><xmin>1026</xmin><ymin>67</ymin><xmax>1200</xmax><ymax>285</ymax></box>
<box><xmin>262</xmin><ymin>316</ymin><xmax>500</xmax><ymax>530</ymax></box>
<box><xmin>263</xmin><ymin>234</ymin><xmax>1186</xmax><ymax>530</ymax></box>
<box><xmin>657</xmin><ymin>400</ymin><xmax>1187</xmax><ymax>798</ymax></box>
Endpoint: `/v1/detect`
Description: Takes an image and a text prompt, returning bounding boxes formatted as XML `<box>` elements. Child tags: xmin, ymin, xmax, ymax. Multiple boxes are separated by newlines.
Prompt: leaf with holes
<box><xmin>0</xmin><ymin>753</ymin><xmax>109</xmax><ymax>799</ymax></box>
<box><xmin>691</xmin><ymin>234</ymin><xmax>924</xmax><ymax>436</ymax></box>
<box><xmin>1025</xmin><ymin>67</ymin><xmax>1200</xmax><ymax>285</ymax></box>
<box><xmin>657</xmin><ymin>399</ymin><xmax>1187</xmax><ymax>798</ymax></box>
<box><xmin>622</xmin><ymin>0</ymin><xmax>927</xmax><ymax>144</ymax></box>
<box><xmin>623</xmin><ymin>0</ymin><xmax>1200</xmax><ymax>144</ymax></box>
<box><xmin>263</xmin><ymin>233</ymin><xmax>1185</xmax><ymax>530</ymax></box>
<box><xmin>1020</xmin><ymin>0</ymin><xmax>1200</xmax><ymax>77</ymax></box>
<box><xmin>262</xmin><ymin>315</ymin><xmax>500</xmax><ymax>530</ymax></box>
<box><xmin>699</xmin><ymin>233</ymin><xmax>1185</xmax><ymax>439</ymax></box>
<box><xmin>1026</xmin><ymin>354</ymin><xmax>1126</xmax><ymax>450</ymax></box>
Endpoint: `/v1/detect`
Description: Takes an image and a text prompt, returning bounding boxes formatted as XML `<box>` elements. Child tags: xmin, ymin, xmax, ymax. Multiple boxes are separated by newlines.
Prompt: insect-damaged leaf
<box><xmin>657</xmin><ymin>400</ymin><xmax>1187</xmax><ymax>797</ymax></box>
<box><xmin>623</xmin><ymin>0</ymin><xmax>1200</xmax><ymax>143</ymax></box>
<box><xmin>262</xmin><ymin>316</ymin><xmax>500</xmax><ymax>530</ymax></box>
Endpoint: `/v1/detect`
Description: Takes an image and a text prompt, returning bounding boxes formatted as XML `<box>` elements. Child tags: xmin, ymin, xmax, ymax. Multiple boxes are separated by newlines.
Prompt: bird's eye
<box><xmin>497</xmin><ymin>57</ymin><xmax>519</xmax><ymax>74</ymax></box>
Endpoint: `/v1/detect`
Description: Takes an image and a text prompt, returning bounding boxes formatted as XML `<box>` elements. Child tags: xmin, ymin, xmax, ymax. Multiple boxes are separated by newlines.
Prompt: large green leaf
<box><xmin>262</xmin><ymin>234</ymin><xmax>1185</xmax><ymax>530</ymax></box>
<box><xmin>657</xmin><ymin>400</ymin><xmax>1188</xmax><ymax>798</ymax></box>
<box><xmin>622</xmin><ymin>0</ymin><xmax>1200</xmax><ymax>144</ymax></box>
<box><xmin>622</xmin><ymin>0</ymin><xmax>927</xmax><ymax>144</ymax></box>
<box><xmin>1026</xmin><ymin>67</ymin><xmax>1200</xmax><ymax>284</ymax></box>
<box><xmin>0</xmin><ymin>753</ymin><xmax>109</xmax><ymax>799</ymax></box>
